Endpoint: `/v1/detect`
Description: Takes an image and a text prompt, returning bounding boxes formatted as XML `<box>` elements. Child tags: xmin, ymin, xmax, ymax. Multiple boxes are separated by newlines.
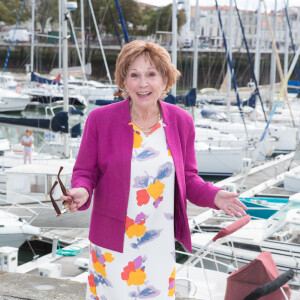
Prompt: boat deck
<box><xmin>215</xmin><ymin>152</ymin><xmax>300</xmax><ymax>198</ymax></box>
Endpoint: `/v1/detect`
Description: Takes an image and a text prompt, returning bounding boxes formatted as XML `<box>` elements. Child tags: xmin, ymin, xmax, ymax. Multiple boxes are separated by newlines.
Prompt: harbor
<box><xmin>2</xmin><ymin>0</ymin><xmax>300</xmax><ymax>299</ymax></box>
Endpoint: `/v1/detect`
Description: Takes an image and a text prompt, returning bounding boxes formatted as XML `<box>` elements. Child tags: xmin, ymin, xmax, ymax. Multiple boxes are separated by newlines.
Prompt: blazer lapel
<box><xmin>121</xmin><ymin>99</ymin><xmax>133</xmax><ymax>205</ymax></box>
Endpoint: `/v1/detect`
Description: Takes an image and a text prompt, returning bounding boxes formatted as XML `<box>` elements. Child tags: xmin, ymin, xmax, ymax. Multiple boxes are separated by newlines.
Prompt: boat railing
<box><xmin>0</xmin><ymin>189</ymin><xmax>52</xmax><ymax>224</ymax></box>
<box><xmin>175</xmin><ymin>248</ymin><xmax>239</xmax><ymax>298</ymax></box>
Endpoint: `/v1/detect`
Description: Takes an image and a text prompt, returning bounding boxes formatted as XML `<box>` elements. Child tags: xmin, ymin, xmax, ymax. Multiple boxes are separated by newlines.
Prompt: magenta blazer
<box><xmin>71</xmin><ymin>99</ymin><xmax>220</xmax><ymax>253</ymax></box>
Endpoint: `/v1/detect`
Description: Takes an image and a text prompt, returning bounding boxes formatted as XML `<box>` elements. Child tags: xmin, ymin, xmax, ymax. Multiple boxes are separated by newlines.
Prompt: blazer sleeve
<box><xmin>71</xmin><ymin>110</ymin><xmax>100</xmax><ymax>210</ymax></box>
<box><xmin>184</xmin><ymin>113</ymin><xmax>221</xmax><ymax>209</ymax></box>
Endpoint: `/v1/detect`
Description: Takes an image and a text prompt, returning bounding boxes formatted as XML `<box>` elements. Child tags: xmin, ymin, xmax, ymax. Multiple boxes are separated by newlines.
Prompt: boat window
<box><xmin>30</xmin><ymin>175</ymin><xmax>46</xmax><ymax>193</ymax></box>
<box><xmin>0</xmin><ymin>225</ymin><xmax>4</xmax><ymax>227</ymax></box>
<box><xmin>223</xmin><ymin>241</ymin><xmax>261</xmax><ymax>252</ymax></box>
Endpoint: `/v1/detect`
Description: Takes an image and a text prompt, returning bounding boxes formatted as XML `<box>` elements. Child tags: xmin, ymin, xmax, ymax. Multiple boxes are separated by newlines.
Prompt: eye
<box><xmin>129</xmin><ymin>73</ymin><xmax>138</xmax><ymax>78</ymax></box>
<box><xmin>148</xmin><ymin>72</ymin><xmax>156</xmax><ymax>77</ymax></box>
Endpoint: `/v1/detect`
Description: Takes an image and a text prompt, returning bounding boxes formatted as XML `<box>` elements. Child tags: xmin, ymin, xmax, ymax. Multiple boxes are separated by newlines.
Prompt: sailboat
<box><xmin>0</xmin><ymin>210</ymin><xmax>41</xmax><ymax>248</ymax></box>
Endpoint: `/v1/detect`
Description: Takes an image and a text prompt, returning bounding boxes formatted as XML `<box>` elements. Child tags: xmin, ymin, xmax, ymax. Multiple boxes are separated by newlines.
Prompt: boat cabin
<box><xmin>6</xmin><ymin>164</ymin><xmax>72</xmax><ymax>203</ymax></box>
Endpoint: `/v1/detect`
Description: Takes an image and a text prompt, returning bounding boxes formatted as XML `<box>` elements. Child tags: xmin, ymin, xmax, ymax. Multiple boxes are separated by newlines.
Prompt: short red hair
<box><xmin>115</xmin><ymin>40</ymin><xmax>181</xmax><ymax>96</ymax></box>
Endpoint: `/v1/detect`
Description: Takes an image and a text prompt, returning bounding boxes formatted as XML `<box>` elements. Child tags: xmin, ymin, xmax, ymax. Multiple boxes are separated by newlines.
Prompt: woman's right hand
<box><xmin>60</xmin><ymin>187</ymin><xmax>89</xmax><ymax>213</ymax></box>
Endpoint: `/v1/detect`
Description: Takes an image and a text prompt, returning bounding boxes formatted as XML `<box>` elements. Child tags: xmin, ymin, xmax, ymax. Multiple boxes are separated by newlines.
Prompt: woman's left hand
<box><xmin>214</xmin><ymin>190</ymin><xmax>248</xmax><ymax>217</ymax></box>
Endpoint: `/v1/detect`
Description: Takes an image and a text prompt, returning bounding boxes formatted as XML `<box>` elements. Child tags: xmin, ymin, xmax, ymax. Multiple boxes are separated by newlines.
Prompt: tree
<box><xmin>70</xmin><ymin>0</ymin><xmax>143</xmax><ymax>38</ymax></box>
<box><xmin>34</xmin><ymin>0</ymin><xmax>58</xmax><ymax>34</ymax></box>
<box><xmin>0</xmin><ymin>0</ymin><xmax>30</xmax><ymax>25</ymax></box>
<box><xmin>142</xmin><ymin>4</ymin><xmax>186</xmax><ymax>36</ymax></box>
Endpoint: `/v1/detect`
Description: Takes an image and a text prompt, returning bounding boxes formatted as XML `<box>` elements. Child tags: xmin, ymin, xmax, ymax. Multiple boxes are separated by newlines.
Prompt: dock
<box><xmin>0</xmin><ymin>271</ymin><xmax>86</xmax><ymax>300</ymax></box>
<box><xmin>2</xmin><ymin>152</ymin><xmax>300</xmax><ymax>299</ymax></box>
<box><xmin>0</xmin><ymin>271</ymin><xmax>197</xmax><ymax>300</ymax></box>
<box><xmin>0</xmin><ymin>227</ymin><xmax>201</xmax><ymax>299</ymax></box>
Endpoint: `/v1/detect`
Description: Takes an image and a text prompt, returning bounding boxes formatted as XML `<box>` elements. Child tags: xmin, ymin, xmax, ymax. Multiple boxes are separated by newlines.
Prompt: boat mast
<box><xmin>269</xmin><ymin>0</ymin><xmax>277</xmax><ymax>112</ymax></box>
<box><xmin>254</xmin><ymin>0</ymin><xmax>262</xmax><ymax>85</ymax></box>
<box><xmin>59</xmin><ymin>0</ymin><xmax>62</xmax><ymax>71</ymax></box>
<box><xmin>192</xmin><ymin>0</ymin><xmax>199</xmax><ymax>91</ymax></box>
<box><xmin>115</xmin><ymin>0</ymin><xmax>129</xmax><ymax>43</ymax></box>
<box><xmin>30</xmin><ymin>0</ymin><xmax>35</xmax><ymax>73</ymax></box>
<box><xmin>171</xmin><ymin>0</ymin><xmax>177</xmax><ymax>96</ymax></box>
<box><xmin>192</xmin><ymin>0</ymin><xmax>199</xmax><ymax>120</ymax></box>
<box><xmin>88</xmin><ymin>0</ymin><xmax>113</xmax><ymax>84</ymax></box>
<box><xmin>62</xmin><ymin>0</ymin><xmax>69</xmax><ymax>158</ymax></box>
<box><xmin>284</xmin><ymin>0</ymin><xmax>289</xmax><ymax>79</ymax></box>
<box><xmin>262</xmin><ymin>0</ymin><xmax>295</xmax><ymax>126</ymax></box>
<box><xmin>86</xmin><ymin>0</ymin><xmax>90</xmax><ymax>60</ymax></box>
<box><xmin>226</xmin><ymin>0</ymin><xmax>233</xmax><ymax>120</ymax></box>
<box><xmin>81</xmin><ymin>0</ymin><xmax>86</xmax><ymax>78</ymax></box>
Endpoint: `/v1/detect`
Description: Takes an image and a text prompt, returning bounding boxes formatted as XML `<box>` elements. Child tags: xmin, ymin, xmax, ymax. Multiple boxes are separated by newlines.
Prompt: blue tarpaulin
<box><xmin>31</xmin><ymin>72</ymin><xmax>62</xmax><ymax>86</ymax></box>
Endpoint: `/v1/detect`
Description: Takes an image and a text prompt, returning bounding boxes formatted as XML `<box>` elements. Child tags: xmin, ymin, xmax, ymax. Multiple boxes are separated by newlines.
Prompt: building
<box><xmin>136</xmin><ymin>2</ymin><xmax>159</xmax><ymax>11</ymax></box>
<box><xmin>187</xmin><ymin>5</ymin><xmax>300</xmax><ymax>52</ymax></box>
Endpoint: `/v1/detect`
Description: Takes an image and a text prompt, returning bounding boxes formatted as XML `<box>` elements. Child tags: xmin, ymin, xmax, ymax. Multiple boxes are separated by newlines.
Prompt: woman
<box><xmin>61</xmin><ymin>40</ymin><xmax>247</xmax><ymax>299</ymax></box>
<box><xmin>21</xmin><ymin>129</ymin><xmax>34</xmax><ymax>164</ymax></box>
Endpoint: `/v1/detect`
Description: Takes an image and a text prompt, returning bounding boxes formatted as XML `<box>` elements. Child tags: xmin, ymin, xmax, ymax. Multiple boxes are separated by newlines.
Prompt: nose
<box><xmin>139</xmin><ymin>75</ymin><xmax>149</xmax><ymax>87</ymax></box>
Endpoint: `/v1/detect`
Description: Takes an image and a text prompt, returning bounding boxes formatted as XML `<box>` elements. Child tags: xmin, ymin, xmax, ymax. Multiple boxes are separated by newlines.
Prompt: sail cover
<box><xmin>225</xmin><ymin>252</ymin><xmax>291</xmax><ymax>300</ymax></box>
<box><xmin>31</xmin><ymin>72</ymin><xmax>62</xmax><ymax>86</ymax></box>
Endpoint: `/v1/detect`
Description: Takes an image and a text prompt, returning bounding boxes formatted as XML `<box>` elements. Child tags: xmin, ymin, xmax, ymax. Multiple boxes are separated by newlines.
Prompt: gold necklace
<box><xmin>131</xmin><ymin>113</ymin><xmax>161</xmax><ymax>133</ymax></box>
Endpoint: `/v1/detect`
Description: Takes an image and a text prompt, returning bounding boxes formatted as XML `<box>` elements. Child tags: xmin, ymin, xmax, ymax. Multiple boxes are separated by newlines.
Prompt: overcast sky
<box><xmin>137</xmin><ymin>0</ymin><xmax>300</xmax><ymax>11</ymax></box>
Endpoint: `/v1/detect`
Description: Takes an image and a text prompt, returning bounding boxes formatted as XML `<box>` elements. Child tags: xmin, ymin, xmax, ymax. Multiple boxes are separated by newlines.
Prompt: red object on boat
<box><xmin>212</xmin><ymin>215</ymin><xmax>251</xmax><ymax>242</ymax></box>
<box><xmin>224</xmin><ymin>252</ymin><xmax>291</xmax><ymax>300</ymax></box>
<box><xmin>53</xmin><ymin>73</ymin><xmax>61</xmax><ymax>83</ymax></box>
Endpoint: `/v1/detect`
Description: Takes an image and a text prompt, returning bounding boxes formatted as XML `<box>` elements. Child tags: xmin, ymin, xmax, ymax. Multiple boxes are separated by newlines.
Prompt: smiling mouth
<box><xmin>137</xmin><ymin>92</ymin><xmax>151</xmax><ymax>96</ymax></box>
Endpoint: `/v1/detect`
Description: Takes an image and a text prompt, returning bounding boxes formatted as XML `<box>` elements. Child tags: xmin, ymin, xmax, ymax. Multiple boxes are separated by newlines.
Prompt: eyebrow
<box><xmin>128</xmin><ymin>67</ymin><xmax>157</xmax><ymax>71</ymax></box>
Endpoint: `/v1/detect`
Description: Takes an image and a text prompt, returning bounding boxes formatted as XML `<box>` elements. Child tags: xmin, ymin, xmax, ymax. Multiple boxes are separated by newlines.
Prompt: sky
<box><xmin>137</xmin><ymin>0</ymin><xmax>300</xmax><ymax>11</ymax></box>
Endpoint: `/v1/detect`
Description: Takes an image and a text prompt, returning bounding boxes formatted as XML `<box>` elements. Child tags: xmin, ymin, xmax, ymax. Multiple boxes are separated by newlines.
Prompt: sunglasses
<box><xmin>49</xmin><ymin>166</ymin><xmax>72</xmax><ymax>216</ymax></box>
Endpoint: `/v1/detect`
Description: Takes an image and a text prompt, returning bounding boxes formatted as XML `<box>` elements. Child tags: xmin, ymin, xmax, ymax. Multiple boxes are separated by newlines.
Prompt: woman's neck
<box><xmin>130</xmin><ymin>101</ymin><xmax>161</xmax><ymax>122</ymax></box>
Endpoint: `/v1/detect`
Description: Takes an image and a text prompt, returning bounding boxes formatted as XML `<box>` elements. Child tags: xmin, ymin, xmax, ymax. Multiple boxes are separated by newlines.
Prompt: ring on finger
<box><xmin>228</xmin><ymin>206</ymin><xmax>232</xmax><ymax>211</ymax></box>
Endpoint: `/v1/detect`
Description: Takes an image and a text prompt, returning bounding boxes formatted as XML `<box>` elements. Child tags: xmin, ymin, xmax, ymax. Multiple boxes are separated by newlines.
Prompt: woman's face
<box><xmin>124</xmin><ymin>55</ymin><xmax>167</xmax><ymax>110</ymax></box>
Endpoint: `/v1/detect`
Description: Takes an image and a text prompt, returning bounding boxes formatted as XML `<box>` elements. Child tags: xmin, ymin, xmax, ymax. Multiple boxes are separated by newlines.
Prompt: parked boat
<box><xmin>0</xmin><ymin>73</ymin><xmax>18</xmax><ymax>89</ymax></box>
<box><xmin>0</xmin><ymin>210</ymin><xmax>41</xmax><ymax>248</ymax></box>
<box><xmin>0</xmin><ymin>87</ymin><xmax>31</xmax><ymax>112</ymax></box>
<box><xmin>195</xmin><ymin>126</ymin><xmax>275</xmax><ymax>161</ymax></box>
<box><xmin>188</xmin><ymin>208</ymin><xmax>300</xmax><ymax>282</ymax></box>
<box><xmin>0</xmin><ymin>163</ymin><xmax>92</xmax><ymax>229</ymax></box>
<box><xmin>68</xmin><ymin>76</ymin><xmax>119</xmax><ymax>105</ymax></box>
<box><xmin>25</xmin><ymin>85</ymin><xmax>87</xmax><ymax>107</ymax></box>
<box><xmin>195</xmin><ymin>118</ymin><xmax>297</xmax><ymax>154</ymax></box>
<box><xmin>195</xmin><ymin>142</ymin><xmax>245</xmax><ymax>176</ymax></box>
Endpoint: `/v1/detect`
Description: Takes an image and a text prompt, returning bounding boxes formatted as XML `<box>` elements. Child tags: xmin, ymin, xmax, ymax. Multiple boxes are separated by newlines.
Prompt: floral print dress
<box><xmin>87</xmin><ymin>120</ymin><xmax>176</xmax><ymax>300</ymax></box>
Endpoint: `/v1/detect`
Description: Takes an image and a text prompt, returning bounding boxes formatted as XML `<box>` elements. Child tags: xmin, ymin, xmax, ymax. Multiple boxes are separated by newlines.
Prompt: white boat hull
<box><xmin>0</xmin><ymin>211</ymin><xmax>41</xmax><ymax>248</ymax></box>
<box><xmin>195</xmin><ymin>144</ymin><xmax>245</xmax><ymax>176</ymax></box>
<box><xmin>0</xmin><ymin>233</ymin><xmax>36</xmax><ymax>248</ymax></box>
<box><xmin>0</xmin><ymin>88</ymin><xmax>31</xmax><ymax>112</ymax></box>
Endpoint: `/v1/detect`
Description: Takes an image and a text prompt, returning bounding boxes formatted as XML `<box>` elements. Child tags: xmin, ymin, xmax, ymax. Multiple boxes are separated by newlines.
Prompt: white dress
<box><xmin>87</xmin><ymin>120</ymin><xmax>176</xmax><ymax>300</ymax></box>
